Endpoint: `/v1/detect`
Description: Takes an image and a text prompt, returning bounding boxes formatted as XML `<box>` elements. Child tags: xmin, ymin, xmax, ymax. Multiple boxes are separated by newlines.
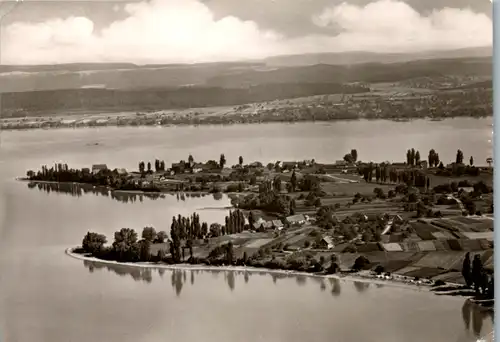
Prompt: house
<box><xmin>285</xmin><ymin>214</ymin><xmax>306</xmax><ymax>226</ymax></box>
<box><xmin>115</xmin><ymin>168</ymin><xmax>128</xmax><ymax>175</ymax></box>
<box><xmin>171</xmin><ymin>162</ymin><xmax>185</xmax><ymax>174</ymax></box>
<box><xmin>249</xmin><ymin>162</ymin><xmax>263</xmax><ymax>168</ymax></box>
<box><xmin>458</xmin><ymin>187</ymin><xmax>475</xmax><ymax>194</ymax></box>
<box><xmin>272</xmin><ymin>220</ymin><xmax>284</xmax><ymax>230</ymax></box>
<box><xmin>261</xmin><ymin>221</ymin><xmax>274</xmax><ymax>230</ymax></box>
<box><xmin>92</xmin><ymin>164</ymin><xmax>108</xmax><ymax>174</ymax></box>
<box><xmin>392</xmin><ymin>214</ymin><xmax>404</xmax><ymax>224</ymax></box>
<box><xmin>318</xmin><ymin>236</ymin><xmax>334</xmax><ymax>250</ymax></box>
<box><xmin>254</xmin><ymin>218</ymin><xmax>266</xmax><ymax>227</ymax></box>
<box><xmin>81</xmin><ymin>168</ymin><xmax>91</xmax><ymax>174</ymax></box>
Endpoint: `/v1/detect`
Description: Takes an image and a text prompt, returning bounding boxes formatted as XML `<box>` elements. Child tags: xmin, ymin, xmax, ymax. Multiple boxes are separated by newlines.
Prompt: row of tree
<box><xmin>462</xmin><ymin>253</ymin><xmax>494</xmax><ymax>299</ymax></box>
<box><xmin>358</xmin><ymin>163</ymin><xmax>431</xmax><ymax>188</ymax></box>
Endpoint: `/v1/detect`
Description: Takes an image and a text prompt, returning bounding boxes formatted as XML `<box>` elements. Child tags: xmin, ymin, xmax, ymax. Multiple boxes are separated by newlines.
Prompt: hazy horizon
<box><xmin>0</xmin><ymin>0</ymin><xmax>492</xmax><ymax>65</ymax></box>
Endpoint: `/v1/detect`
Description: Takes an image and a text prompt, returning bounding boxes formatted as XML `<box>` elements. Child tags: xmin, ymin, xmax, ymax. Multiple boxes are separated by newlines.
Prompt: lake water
<box><xmin>0</xmin><ymin>118</ymin><xmax>493</xmax><ymax>342</ymax></box>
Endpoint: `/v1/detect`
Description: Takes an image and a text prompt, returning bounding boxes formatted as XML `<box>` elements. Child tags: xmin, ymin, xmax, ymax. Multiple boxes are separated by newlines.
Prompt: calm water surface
<box><xmin>0</xmin><ymin>119</ymin><xmax>493</xmax><ymax>342</ymax></box>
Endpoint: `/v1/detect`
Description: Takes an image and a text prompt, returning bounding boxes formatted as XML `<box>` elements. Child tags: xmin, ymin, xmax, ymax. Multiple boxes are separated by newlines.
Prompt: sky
<box><xmin>0</xmin><ymin>0</ymin><xmax>492</xmax><ymax>65</ymax></box>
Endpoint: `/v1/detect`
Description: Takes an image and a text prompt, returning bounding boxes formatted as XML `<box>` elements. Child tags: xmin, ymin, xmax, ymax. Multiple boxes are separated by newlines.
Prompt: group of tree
<box><xmin>343</xmin><ymin>149</ymin><xmax>358</xmax><ymax>164</ymax></box>
<box><xmin>170</xmin><ymin>213</ymin><xmax>209</xmax><ymax>242</ymax></box>
<box><xmin>428</xmin><ymin>149</ymin><xmax>441</xmax><ymax>167</ymax></box>
<box><xmin>80</xmin><ymin>226</ymin><xmax>168</xmax><ymax>263</ymax></box>
<box><xmin>462</xmin><ymin>253</ymin><xmax>494</xmax><ymax>299</ymax></box>
<box><xmin>406</xmin><ymin>148</ymin><xmax>421</xmax><ymax>166</ymax></box>
<box><xmin>357</xmin><ymin>163</ymin><xmax>431</xmax><ymax>189</ymax></box>
<box><xmin>27</xmin><ymin>164</ymin><xmax>160</xmax><ymax>192</ymax></box>
<box><xmin>138</xmin><ymin>160</ymin><xmax>168</xmax><ymax>173</ymax></box>
<box><xmin>225</xmin><ymin>209</ymin><xmax>247</xmax><ymax>234</ymax></box>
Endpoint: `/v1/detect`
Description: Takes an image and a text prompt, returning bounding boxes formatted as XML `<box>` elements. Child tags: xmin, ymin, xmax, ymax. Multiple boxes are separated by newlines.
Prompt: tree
<box><xmin>343</xmin><ymin>153</ymin><xmax>353</xmax><ymax>164</ymax></box>
<box><xmin>82</xmin><ymin>232</ymin><xmax>107</xmax><ymax>255</ymax></box>
<box><xmin>290</xmin><ymin>171</ymin><xmax>297</xmax><ymax>192</ymax></box>
<box><xmin>219</xmin><ymin>154</ymin><xmax>226</xmax><ymax>169</ymax></box>
<box><xmin>186</xmin><ymin>239</ymin><xmax>194</xmax><ymax>260</ymax></box>
<box><xmin>290</xmin><ymin>199</ymin><xmax>296</xmax><ymax>215</ymax></box>
<box><xmin>462</xmin><ymin>252</ymin><xmax>473</xmax><ymax>288</ymax></box>
<box><xmin>141</xmin><ymin>227</ymin><xmax>157</xmax><ymax>243</ymax></box>
<box><xmin>428</xmin><ymin>149</ymin><xmax>436</xmax><ymax>167</ymax></box>
<box><xmin>139</xmin><ymin>161</ymin><xmax>145</xmax><ymax>173</ymax></box>
<box><xmin>155</xmin><ymin>159</ymin><xmax>160</xmax><ymax>172</ymax></box>
<box><xmin>456</xmin><ymin>149</ymin><xmax>464</xmax><ymax>164</ymax></box>
<box><xmin>328</xmin><ymin>254</ymin><xmax>339</xmax><ymax>274</ymax></box>
<box><xmin>226</xmin><ymin>241</ymin><xmax>234</xmax><ymax>265</ymax></box>
<box><xmin>112</xmin><ymin>228</ymin><xmax>139</xmax><ymax>261</ymax></box>
<box><xmin>248</xmin><ymin>211</ymin><xmax>255</xmax><ymax>230</ymax></box>
<box><xmin>114</xmin><ymin>228</ymin><xmax>138</xmax><ymax>246</ymax></box>
<box><xmin>139</xmin><ymin>239</ymin><xmax>151</xmax><ymax>261</ymax></box>
<box><xmin>188</xmin><ymin>154</ymin><xmax>194</xmax><ymax>166</ymax></box>
<box><xmin>415</xmin><ymin>151</ymin><xmax>420</xmax><ymax>165</ymax></box>
<box><xmin>209</xmin><ymin>223</ymin><xmax>222</xmax><ymax>237</ymax></box>
<box><xmin>410</xmin><ymin>148</ymin><xmax>416</xmax><ymax>166</ymax></box>
<box><xmin>155</xmin><ymin>231</ymin><xmax>167</xmax><ymax>243</ymax></box>
<box><xmin>471</xmin><ymin>255</ymin><xmax>484</xmax><ymax>293</ymax></box>
<box><xmin>201</xmin><ymin>222</ymin><xmax>208</xmax><ymax>237</ymax></box>
<box><xmin>470</xmin><ymin>156</ymin><xmax>474</xmax><ymax>166</ymax></box>
<box><xmin>169</xmin><ymin>218</ymin><xmax>182</xmax><ymax>263</ymax></box>
<box><xmin>147</xmin><ymin>161</ymin><xmax>152</xmax><ymax>172</ymax></box>
<box><xmin>350</xmin><ymin>149</ymin><xmax>358</xmax><ymax>163</ymax></box>
<box><xmin>273</xmin><ymin>176</ymin><xmax>282</xmax><ymax>192</ymax></box>
<box><xmin>239</xmin><ymin>156</ymin><xmax>243</xmax><ymax>166</ymax></box>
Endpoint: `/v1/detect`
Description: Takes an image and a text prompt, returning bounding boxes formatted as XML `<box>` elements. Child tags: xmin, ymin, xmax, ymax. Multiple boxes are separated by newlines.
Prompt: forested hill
<box><xmin>1</xmin><ymin>83</ymin><xmax>369</xmax><ymax>117</ymax></box>
<box><xmin>0</xmin><ymin>56</ymin><xmax>491</xmax><ymax>93</ymax></box>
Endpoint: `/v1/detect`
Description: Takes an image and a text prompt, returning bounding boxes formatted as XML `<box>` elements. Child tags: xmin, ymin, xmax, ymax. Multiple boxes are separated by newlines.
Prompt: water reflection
<box><xmin>80</xmin><ymin>258</ymin><xmax>495</xmax><ymax>339</ymax></box>
<box><xmin>227</xmin><ymin>271</ymin><xmax>235</xmax><ymax>291</ymax></box>
<box><xmin>83</xmin><ymin>260</ymin><xmax>349</xmax><ymax>297</ymax></box>
<box><xmin>461</xmin><ymin>300</ymin><xmax>494</xmax><ymax>338</ymax></box>
<box><xmin>353</xmin><ymin>281</ymin><xmax>370</xmax><ymax>293</ymax></box>
<box><xmin>27</xmin><ymin>181</ymin><xmax>216</xmax><ymax>203</ymax></box>
<box><xmin>296</xmin><ymin>275</ymin><xmax>307</xmax><ymax>286</ymax></box>
<box><xmin>329</xmin><ymin>278</ymin><xmax>341</xmax><ymax>297</ymax></box>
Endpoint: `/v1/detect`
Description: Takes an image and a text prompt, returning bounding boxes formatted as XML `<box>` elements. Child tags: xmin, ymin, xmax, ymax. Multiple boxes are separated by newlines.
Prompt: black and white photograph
<box><xmin>0</xmin><ymin>0</ymin><xmax>495</xmax><ymax>341</ymax></box>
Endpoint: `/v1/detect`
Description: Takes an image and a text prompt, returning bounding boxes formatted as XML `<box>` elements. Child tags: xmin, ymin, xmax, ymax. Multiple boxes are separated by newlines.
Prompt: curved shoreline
<box><xmin>66</xmin><ymin>247</ymin><xmax>436</xmax><ymax>293</ymax></box>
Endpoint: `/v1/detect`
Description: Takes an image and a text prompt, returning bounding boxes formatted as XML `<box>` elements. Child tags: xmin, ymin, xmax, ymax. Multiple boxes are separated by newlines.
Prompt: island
<box><xmin>22</xmin><ymin>148</ymin><xmax>494</xmax><ymax>308</ymax></box>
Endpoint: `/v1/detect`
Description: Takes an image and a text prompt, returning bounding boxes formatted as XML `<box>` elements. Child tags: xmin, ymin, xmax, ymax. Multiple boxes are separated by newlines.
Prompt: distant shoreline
<box><xmin>1</xmin><ymin>114</ymin><xmax>492</xmax><ymax>132</ymax></box>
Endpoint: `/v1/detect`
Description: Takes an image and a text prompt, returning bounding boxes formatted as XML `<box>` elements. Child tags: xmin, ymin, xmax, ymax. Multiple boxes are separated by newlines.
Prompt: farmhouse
<box><xmin>92</xmin><ymin>164</ymin><xmax>108</xmax><ymax>174</ymax></box>
<box><xmin>318</xmin><ymin>236</ymin><xmax>334</xmax><ymax>250</ymax></box>
<box><xmin>272</xmin><ymin>220</ymin><xmax>284</xmax><ymax>230</ymax></box>
<box><xmin>285</xmin><ymin>214</ymin><xmax>306</xmax><ymax>226</ymax></box>
<box><xmin>115</xmin><ymin>168</ymin><xmax>128</xmax><ymax>175</ymax></box>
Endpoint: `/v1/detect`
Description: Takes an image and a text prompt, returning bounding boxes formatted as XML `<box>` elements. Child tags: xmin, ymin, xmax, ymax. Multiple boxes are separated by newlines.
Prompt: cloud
<box><xmin>1</xmin><ymin>0</ymin><xmax>492</xmax><ymax>65</ymax></box>
<box><xmin>309</xmin><ymin>0</ymin><xmax>492</xmax><ymax>53</ymax></box>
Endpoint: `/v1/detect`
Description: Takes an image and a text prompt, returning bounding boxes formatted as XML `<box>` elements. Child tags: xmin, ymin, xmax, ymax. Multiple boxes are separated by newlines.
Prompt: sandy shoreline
<box><xmin>66</xmin><ymin>247</ymin><xmax>434</xmax><ymax>293</ymax></box>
